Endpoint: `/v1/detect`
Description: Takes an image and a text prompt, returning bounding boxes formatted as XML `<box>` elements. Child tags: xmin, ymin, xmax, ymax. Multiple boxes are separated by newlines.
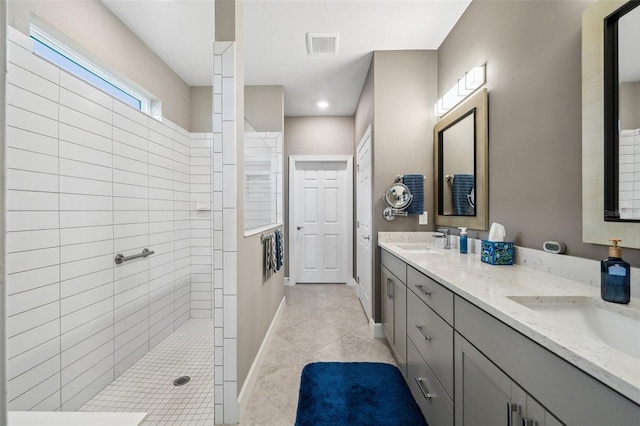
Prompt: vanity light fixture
<box><xmin>434</xmin><ymin>64</ymin><xmax>486</xmax><ymax>117</ymax></box>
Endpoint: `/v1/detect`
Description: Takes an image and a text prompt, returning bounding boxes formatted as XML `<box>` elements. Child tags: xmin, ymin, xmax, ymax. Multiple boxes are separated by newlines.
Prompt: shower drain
<box><xmin>173</xmin><ymin>376</ymin><xmax>191</xmax><ymax>386</ymax></box>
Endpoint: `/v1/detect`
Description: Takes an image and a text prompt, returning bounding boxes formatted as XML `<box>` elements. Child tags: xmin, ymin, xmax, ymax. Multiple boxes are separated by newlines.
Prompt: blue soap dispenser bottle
<box><xmin>601</xmin><ymin>238</ymin><xmax>630</xmax><ymax>304</ymax></box>
<box><xmin>458</xmin><ymin>227</ymin><xmax>468</xmax><ymax>254</ymax></box>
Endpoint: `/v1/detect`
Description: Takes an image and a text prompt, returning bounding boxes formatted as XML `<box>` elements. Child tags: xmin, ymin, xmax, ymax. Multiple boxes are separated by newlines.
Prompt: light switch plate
<box><xmin>419</xmin><ymin>212</ymin><xmax>428</xmax><ymax>225</ymax></box>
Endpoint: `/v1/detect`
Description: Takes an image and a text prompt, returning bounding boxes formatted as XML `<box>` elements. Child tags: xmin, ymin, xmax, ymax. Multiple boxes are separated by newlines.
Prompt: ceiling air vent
<box><xmin>306</xmin><ymin>32</ymin><xmax>339</xmax><ymax>55</ymax></box>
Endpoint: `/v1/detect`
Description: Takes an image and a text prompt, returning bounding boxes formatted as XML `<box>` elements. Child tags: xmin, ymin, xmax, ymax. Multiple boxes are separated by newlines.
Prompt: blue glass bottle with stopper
<box><xmin>601</xmin><ymin>238</ymin><xmax>630</xmax><ymax>304</ymax></box>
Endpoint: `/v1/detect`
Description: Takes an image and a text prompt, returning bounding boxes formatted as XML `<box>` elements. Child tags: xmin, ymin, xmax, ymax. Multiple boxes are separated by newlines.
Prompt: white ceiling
<box><xmin>102</xmin><ymin>0</ymin><xmax>471</xmax><ymax>117</ymax></box>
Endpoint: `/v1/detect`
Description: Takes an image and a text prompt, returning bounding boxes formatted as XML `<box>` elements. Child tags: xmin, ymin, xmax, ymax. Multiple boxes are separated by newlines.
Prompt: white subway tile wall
<box><xmin>619</xmin><ymin>129</ymin><xmax>640</xmax><ymax>219</ymax></box>
<box><xmin>213</xmin><ymin>41</ymin><xmax>239</xmax><ymax>425</ymax></box>
<box><xmin>5</xmin><ymin>27</ymin><xmax>214</xmax><ymax>411</ymax></box>
<box><xmin>190</xmin><ymin>132</ymin><xmax>214</xmax><ymax>319</ymax></box>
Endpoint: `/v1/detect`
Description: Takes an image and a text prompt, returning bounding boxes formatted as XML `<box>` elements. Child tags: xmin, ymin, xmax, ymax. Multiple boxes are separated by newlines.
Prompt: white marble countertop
<box><xmin>379</xmin><ymin>233</ymin><xmax>640</xmax><ymax>405</ymax></box>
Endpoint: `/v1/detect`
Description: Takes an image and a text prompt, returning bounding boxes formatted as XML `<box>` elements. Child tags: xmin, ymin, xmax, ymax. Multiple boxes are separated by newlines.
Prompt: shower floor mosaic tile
<box><xmin>80</xmin><ymin>285</ymin><xmax>395</xmax><ymax>425</ymax></box>
<box><xmin>80</xmin><ymin>319</ymin><xmax>215</xmax><ymax>425</ymax></box>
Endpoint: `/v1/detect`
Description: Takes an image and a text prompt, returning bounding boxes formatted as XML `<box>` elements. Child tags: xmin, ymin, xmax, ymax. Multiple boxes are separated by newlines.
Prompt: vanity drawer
<box><xmin>381</xmin><ymin>249</ymin><xmax>406</xmax><ymax>283</ymax></box>
<box><xmin>407</xmin><ymin>338</ymin><xmax>454</xmax><ymax>426</ymax></box>
<box><xmin>407</xmin><ymin>266</ymin><xmax>453</xmax><ymax>325</ymax></box>
<box><xmin>407</xmin><ymin>289</ymin><xmax>454</xmax><ymax>398</ymax></box>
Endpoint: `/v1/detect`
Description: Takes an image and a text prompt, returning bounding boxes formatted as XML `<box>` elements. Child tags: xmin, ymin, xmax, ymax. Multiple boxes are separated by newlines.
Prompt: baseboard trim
<box><xmin>237</xmin><ymin>296</ymin><xmax>286</xmax><ymax>416</ymax></box>
<box><xmin>371</xmin><ymin>319</ymin><xmax>385</xmax><ymax>338</ymax></box>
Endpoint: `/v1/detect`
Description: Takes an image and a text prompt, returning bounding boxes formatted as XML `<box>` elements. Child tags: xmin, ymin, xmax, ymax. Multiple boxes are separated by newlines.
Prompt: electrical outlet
<box><xmin>419</xmin><ymin>212</ymin><xmax>428</xmax><ymax>225</ymax></box>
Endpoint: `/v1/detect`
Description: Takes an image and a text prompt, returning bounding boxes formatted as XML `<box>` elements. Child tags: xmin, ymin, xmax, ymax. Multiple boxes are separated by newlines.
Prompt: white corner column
<box><xmin>212</xmin><ymin>41</ymin><xmax>239</xmax><ymax>425</ymax></box>
<box><xmin>1</xmin><ymin>0</ymin><xmax>7</xmax><ymax>421</ymax></box>
<box><xmin>214</xmin><ymin>0</ymin><xmax>242</xmax><ymax>423</ymax></box>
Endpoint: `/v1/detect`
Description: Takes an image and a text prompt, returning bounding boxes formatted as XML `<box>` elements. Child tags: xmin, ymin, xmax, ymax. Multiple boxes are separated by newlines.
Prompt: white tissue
<box><xmin>488</xmin><ymin>223</ymin><xmax>506</xmax><ymax>241</ymax></box>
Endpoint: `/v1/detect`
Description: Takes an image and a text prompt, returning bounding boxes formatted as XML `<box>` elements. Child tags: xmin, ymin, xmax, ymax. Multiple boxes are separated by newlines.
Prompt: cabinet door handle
<box><xmin>414</xmin><ymin>284</ymin><xmax>432</xmax><ymax>296</ymax></box>
<box><xmin>522</xmin><ymin>418</ymin><xmax>538</xmax><ymax>426</ymax></box>
<box><xmin>414</xmin><ymin>377</ymin><xmax>432</xmax><ymax>400</ymax></box>
<box><xmin>388</xmin><ymin>278</ymin><xmax>394</xmax><ymax>298</ymax></box>
<box><xmin>414</xmin><ymin>324</ymin><xmax>432</xmax><ymax>341</ymax></box>
<box><xmin>507</xmin><ymin>402</ymin><xmax>520</xmax><ymax>426</ymax></box>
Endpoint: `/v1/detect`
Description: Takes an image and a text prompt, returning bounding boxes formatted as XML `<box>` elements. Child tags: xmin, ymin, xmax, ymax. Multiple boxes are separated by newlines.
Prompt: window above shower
<box><xmin>243</xmin><ymin>118</ymin><xmax>283</xmax><ymax>235</ymax></box>
<box><xmin>29</xmin><ymin>19</ymin><xmax>162</xmax><ymax>119</ymax></box>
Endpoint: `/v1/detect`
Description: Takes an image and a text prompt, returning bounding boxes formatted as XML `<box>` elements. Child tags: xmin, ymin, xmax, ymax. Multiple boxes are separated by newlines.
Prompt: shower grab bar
<box><xmin>115</xmin><ymin>248</ymin><xmax>155</xmax><ymax>265</ymax></box>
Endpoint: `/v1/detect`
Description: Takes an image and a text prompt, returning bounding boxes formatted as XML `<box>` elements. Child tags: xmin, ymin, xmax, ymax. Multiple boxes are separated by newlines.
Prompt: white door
<box><xmin>356</xmin><ymin>127</ymin><xmax>373</xmax><ymax>319</ymax></box>
<box><xmin>293</xmin><ymin>161</ymin><xmax>349</xmax><ymax>283</ymax></box>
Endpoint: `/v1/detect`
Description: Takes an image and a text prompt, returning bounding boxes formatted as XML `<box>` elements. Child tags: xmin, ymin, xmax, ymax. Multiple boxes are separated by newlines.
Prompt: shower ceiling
<box><xmin>101</xmin><ymin>0</ymin><xmax>471</xmax><ymax>116</ymax></box>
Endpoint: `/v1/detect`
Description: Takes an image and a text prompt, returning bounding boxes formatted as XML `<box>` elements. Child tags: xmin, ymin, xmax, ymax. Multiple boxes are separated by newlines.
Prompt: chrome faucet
<box><xmin>433</xmin><ymin>228</ymin><xmax>451</xmax><ymax>249</ymax></box>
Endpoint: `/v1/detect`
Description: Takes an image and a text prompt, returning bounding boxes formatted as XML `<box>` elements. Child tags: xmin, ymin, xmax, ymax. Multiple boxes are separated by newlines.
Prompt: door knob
<box><xmin>363</xmin><ymin>235</ymin><xmax>370</xmax><ymax>240</ymax></box>
<box><xmin>297</xmin><ymin>226</ymin><xmax>304</xmax><ymax>230</ymax></box>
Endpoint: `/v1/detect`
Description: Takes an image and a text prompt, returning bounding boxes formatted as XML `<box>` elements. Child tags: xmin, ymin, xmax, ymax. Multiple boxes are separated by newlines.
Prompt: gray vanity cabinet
<box><xmin>381</xmin><ymin>250</ymin><xmax>407</xmax><ymax>376</ymax></box>
<box><xmin>404</xmin><ymin>265</ymin><xmax>455</xmax><ymax>424</ymax></box>
<box><xmin>377</xmin><ymin>248</ymin><xmax>640</xmax><ymax>426</ymax></box>
<box><xmin>455</xmin><ymin>296</ymin><xmax>640</xmax><ymax>425</ymax></box>
<box><xmin>406</xmin><ymin>281</ymin><xmax>454</xmax><ymax>397</ymax></box>
<box><xmin>407</xmin><ymin>266</ymin><xmax>453</xmax><ymax>325</ymax></box>
<box><xmin>407</xmin><ymin>337</ymin><xmax>454</xmax><ymax>426</ymax></box>
<box><xmin>454</xmin><ymin>332</ymin><xmax>562</xmax><ymax>426</ymax></box>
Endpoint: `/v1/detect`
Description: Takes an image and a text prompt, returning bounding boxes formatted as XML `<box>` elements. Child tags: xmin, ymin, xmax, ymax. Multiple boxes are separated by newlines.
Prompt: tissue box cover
<box><xmin>481</xmin><ymin>240</ymin><xmax>514</xmax><ymax>265</ymax></box>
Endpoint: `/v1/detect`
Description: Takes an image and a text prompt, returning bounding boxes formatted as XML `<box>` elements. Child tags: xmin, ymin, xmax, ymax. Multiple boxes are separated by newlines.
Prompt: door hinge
<box><xmin>356</xmin><ymin>220</ymin><xmax>360</xmax><ymax>228</ymax></box>
<box><xmin>356</xmin><ymin>276</ymin><xmax>360</xmax><ymax>283</ymax></box>
<box><xmin>357</xmin><ymin>164</ymin><xmax>360</xmax><ymax>172</ymax></box>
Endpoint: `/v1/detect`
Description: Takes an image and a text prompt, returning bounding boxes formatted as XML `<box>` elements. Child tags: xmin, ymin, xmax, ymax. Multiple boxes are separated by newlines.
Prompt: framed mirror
<box><xmin>604</xmin><ymin>1</ymin><xmax>640</xmax><ymax>222</ymax></box>
<box><xmin>583</xmin><ymin>0</ymin><xmax>640</xmax><ymax>248</ymax></box>
<box><xmin>434</xmin><ymin>88</ymin><xmax>488</xmax><ymax>230</ymax></box>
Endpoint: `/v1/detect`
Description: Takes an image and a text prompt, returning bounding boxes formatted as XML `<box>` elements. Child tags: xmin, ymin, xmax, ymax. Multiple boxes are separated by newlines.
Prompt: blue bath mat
<box><xmin>295</xmin><ymin>362</ymin><xmax>427</xmax><ymax>426</ymax></box>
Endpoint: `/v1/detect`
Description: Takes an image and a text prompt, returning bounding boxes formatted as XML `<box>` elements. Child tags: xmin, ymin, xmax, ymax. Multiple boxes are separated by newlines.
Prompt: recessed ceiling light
<box><xmin>316</xmin><ymin>100</ymin><xmax>329</xmax><ymax>109</ymax></box>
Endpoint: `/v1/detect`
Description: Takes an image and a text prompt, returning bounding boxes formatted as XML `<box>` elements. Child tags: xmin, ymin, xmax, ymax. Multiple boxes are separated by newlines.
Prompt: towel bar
<box><xmin>260</xmin><ymin>233</ymin><xmax>273</xmax><ymax>242</ymax></box>
<box><xmin>115</xmin><ymin>248</ymin><xmax>155</xmax><ymax>265</ymax></box>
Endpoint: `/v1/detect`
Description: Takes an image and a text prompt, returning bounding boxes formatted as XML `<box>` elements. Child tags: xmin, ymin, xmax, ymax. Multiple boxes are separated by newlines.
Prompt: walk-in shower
<box><xmin>5</xmin><ymin>26</ymin><xmax>215</xmax><ymax>423</ymax></box>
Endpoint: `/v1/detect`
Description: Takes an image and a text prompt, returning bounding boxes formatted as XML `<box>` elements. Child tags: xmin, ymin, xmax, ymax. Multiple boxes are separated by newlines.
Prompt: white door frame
<box><xmin>355</xmin><ymin>125</ymin><xmax>373</xmax><ymax>321</ymax></box>
<box><xmin>289</xmin><ymin>156</ymin><xmax>353</xmax><ymax>286</ymax></box>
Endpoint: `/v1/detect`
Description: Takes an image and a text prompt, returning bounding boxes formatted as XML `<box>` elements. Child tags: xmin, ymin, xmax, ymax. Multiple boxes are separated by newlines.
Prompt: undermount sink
<box><xmin>507</xmin><ymin>296</ymin><xmax>640</xmax><ymax>359</ymax></box>
<box><xmin>393</xmin><ymin>243</ymin><xmax>442</xmax><ymax>254</ymax></box>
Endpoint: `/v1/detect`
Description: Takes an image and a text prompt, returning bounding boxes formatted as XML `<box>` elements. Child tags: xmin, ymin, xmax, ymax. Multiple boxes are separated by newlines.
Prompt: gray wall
<box><xmin>190</xmin><ymin>85</ymin><xmax>285</xmax><ymax>134</ymax></box>
<box><xmin>354</xmin><ymin>50</ymin><xmax>438</xmax><ymax>322</ymax></box>
<box><xmin>438</xmin><ymin>0</ymin><xmax>640</xmax><ymax>266</ymax></box>
<box><xmin>245</xmin><ymin>86</ymin><xmax>284</xmax><ymax>132</ymax></box>
<box><xmin>284</xmin><ymin>116</ymin><xmax>355</xmax><ymax>276</ymax></box>
<box><xmin>373</xmin><ymin>50</ymin><xmax>438</xmax><ymax>234</ymax></box>
<box><xmin>237</xmin><ymin>82</ymin><xmax>285</xmax><ymax>391</ymax></box>
<box><xmin>373</xmin><ymin>51</ymin><xmax>438</xmax><ymax>321</ymax></box>
<box><xmin>8</xmin><ymin>0</ymin><xmax>191</xmax><ymax>130</ymax></box>
<box><xmin>190</xmin><ymin>86</ymin><xmax>212</xmax><ymax>133</ymax></box>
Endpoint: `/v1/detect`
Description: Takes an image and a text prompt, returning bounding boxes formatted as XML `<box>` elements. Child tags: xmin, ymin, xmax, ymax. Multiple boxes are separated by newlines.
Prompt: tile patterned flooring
<box><xmin>240</xmin><ymin>284</ymin><xmax>396</xmax><ymax>425</ymax></box>
<box><xmin>79</xmin><ymin>284</ymin><xmax>395</xmax><ymax>425</ymax></box>
<box><xmin>80</xmin><ymin>319</ymin><xmax>215</xmax><ymax>425</ymax></box>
